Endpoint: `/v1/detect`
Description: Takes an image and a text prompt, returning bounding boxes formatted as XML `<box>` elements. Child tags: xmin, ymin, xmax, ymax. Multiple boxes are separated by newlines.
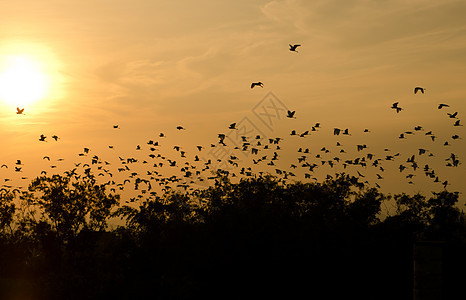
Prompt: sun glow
<box><xmin>0</xmin><ymin>55</ymin><xmax>50</xmax><ymax>108</ymax></box>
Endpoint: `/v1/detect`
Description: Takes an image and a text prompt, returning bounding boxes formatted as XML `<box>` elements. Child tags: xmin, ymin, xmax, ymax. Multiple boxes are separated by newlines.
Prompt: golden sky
<box><xmin>1</xmin><ymin>0</ymin><xmax>466</xmax><ymax>206</ymax></box>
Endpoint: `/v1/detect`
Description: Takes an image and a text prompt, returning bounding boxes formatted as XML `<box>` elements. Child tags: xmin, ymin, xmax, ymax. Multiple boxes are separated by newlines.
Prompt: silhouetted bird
<box><xmin>391</xmin><ymin>102</ymin><xmax>402</xmax><ymax>113</ymax></box>
<box><xmin>414</xmin><ymin>87</ymin><xmax>425</xmax><ymax>94</ymax></box>
<box><xmin>16</xmin><ymin>107</ymin><xmax>24</xmax><ymax>114</ymax></box>
<box><xmin>176</xmin><ymin>126</ymin><xmax>185</xmax><ymax>130</ymax></box>
<box><xmin>447</xmin><ymin>112</ymin><xmax>458</xmax><ymax>118</ymax></box>
<box><xmin>299</xmin><ymin>130</ymin><xmax>309</xmax><ymax>137</ymax></box>
<box><xmin>438</xmin><ymin>104</ymin><xmax>449</xmax><ymax>109</ymax></box>
<box><xmin>52</xmin><ymin>135</ymin><xmax>59</xmax><ymax>141</ymax></box>
<box><xmin>357</xmin><ymin>144</ymin><xmax>367</xmax><ymax>151</ymax></box>
<box><xmin>218</xmin><ymin>134</ymin><xmax>226</xmax><ymax>145</ymax></box>
<box><xmin>113</xmin><ymin>125</ymin><xmax>119</xmax><ymax>129</ymax></box>
<box><xmin>39</xmin><ymin>135</ymin><xmax>46</xmax><ymax>142</ymax></box>
<box><xmin>454</xmin><ymin>120</ymin><xmax>462</xmax><ymax>126</ymax></box>
<box><xmin>229</xmin><ymin>123</ymin><xmax>237</xmax><ymax>129</ymax></box>
<box><xmin>289</xmin><ymin>44</ymin><xmax>301</xmax><ymax>52</ymax></box>
<box><xmin>251</xmin><ymin>82</ymin><xmax>264</xmax><ymax>88</ymax></box>
<box><xmin>286</xmin><ymin>110</ymin><xmax>296</xmax><ymax>118</ymax></box>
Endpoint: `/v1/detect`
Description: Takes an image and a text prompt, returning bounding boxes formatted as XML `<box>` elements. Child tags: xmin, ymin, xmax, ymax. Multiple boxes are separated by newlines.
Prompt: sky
<box><xmin>1</xmin><ymin>0</ymin><xmax>466</xmax><ymax>208</ymax></box>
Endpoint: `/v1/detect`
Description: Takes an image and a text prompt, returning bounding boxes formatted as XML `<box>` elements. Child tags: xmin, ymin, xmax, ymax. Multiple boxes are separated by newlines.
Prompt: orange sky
<box><xmin>1</xmin><ymin>0</ymin><xmax>466</xmax><ymax>208</ymax></box>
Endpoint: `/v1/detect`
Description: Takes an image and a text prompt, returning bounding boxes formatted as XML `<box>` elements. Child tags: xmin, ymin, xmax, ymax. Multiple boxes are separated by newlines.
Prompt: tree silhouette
<box><xmin>0</xmin><ymin>189</ymin><xmax>15</xmax><ymax>236</ymax></box>
<box><xmin>26</xmin><ymin>172</ymin><xmax>120</xmax><ymax>243</ymax></box>
<box><xmin>0</xmin><ymin>170</ymin><xmax>464</xmax><ymax>299</ymax></box>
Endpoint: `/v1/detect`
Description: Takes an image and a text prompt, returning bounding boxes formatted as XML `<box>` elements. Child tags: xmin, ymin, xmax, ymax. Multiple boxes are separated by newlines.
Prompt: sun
<box><xmin>0</xmin><ymin>55</ymin><xmax>50</xmax><ymax>108</ymax></box>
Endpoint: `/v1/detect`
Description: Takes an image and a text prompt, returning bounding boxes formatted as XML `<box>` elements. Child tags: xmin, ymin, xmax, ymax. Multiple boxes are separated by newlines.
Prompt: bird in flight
<box><xmin>286</xmin><ymin>110</ymin><xmax>296</xmax><ymax>118</ymax></box>
<box><xmin>176</xmin><ymin>126</ymin><xmax>185</xmax><ymax>130</ymax></box>
<box><xmin>438</xmin><ymin>104</ymin><xmax>449</xmax><ymax>109</ymax></box>
<box><xmin>289</xmin><ymin>44</ymin><xmax>301</xmax><ymax>52</ymax></box>
<box><xmin>414</xmin><ymin>87</ymin><xmax>425</xmax><ymax>94</ymax></box>
<box><xmin>447</xmin><ymin>112</ymin><xmax>458</xmax><ymax>118</ymax></box>
<box><xmin>391</xmin><ymin>102</ymin><xmax>402</xmax><ymax>113</ymax></box>
<box><xmin>39</xmin><ymin>134</ymin><xmax>46</xmax><ymax>142</ymax></box>
<box><xmin>251</xmin><ymin>82</ymin><xmax>264</xmax><ymax>89</ymax></box>
<box><xmin>16</xmin><ymin>107</ymin><xmax>24</xmax><ymax>114</ymax></box>
<box><xmin>229</xmin><ymin>123</ymin><xmax>237</xmax><ymax>130</ymax></box>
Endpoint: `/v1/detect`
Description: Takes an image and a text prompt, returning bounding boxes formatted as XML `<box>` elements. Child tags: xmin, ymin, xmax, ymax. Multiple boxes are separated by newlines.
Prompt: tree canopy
<box><xmin>0</xmin><ymin>170</ymin><xmax>464</xmax><ymax>300</ymax></box>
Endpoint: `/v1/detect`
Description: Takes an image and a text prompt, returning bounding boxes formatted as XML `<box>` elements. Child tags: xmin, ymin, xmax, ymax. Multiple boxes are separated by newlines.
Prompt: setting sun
<box><xmin>0</xmin><ymin>55</ymin><xmax>49</xmax><ymax>108</ymax></box>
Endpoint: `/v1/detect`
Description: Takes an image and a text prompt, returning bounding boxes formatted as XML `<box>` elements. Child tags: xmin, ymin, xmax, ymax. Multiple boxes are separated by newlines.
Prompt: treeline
<box><xmin>0</xmin><ymin>171</ymin><xmax>465</xmax><ymax>299</ymax></box>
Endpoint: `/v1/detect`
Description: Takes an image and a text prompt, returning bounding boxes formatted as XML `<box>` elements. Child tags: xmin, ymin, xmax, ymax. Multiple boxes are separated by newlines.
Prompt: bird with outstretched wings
<box><xmin>251</xmin><ymin>82</ymin><xmax>264</xmax><ymax>89</ymax></box>
<box><xmin>287</xmin><ymin>110</ymin><xmax>296</xmax><ymax>118</ymax></box>
<box><xmin>391</xmin><ymin>102</ymin><xmax>402</xmax><ymax>113</ymax></box>
<box><xmin>414</xmin><ymin>87</ymin><xmax>425</xmax><ymax>94</ymax></box>
<box><xmin>289</xmin><ymin>44</ymin><xmax>301</xmax><ymax>52</ymax></box>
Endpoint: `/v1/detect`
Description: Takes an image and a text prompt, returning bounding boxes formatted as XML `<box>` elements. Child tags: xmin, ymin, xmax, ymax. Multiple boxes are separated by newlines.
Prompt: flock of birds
<box><xmin>2</xmin><ymin>43</ymin><xmax>464</xmax><ymax>206</ymax></box>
